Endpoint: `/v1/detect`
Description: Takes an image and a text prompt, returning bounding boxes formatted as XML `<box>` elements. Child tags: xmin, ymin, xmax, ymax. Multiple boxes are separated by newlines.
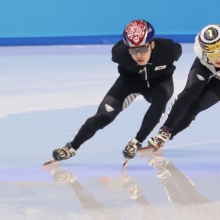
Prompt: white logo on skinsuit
<box><xmin>197</xmin><ymin>74</ymin><xmax>205</xmax><ymax>81</ymax></box>
<box><xmin>139</xmin><ymin>68</ymin><xmax>145</xmax><ymax>74</ymax></box>
<box><xmin>105</xmin><ymin>104</ymin><xmax>114</xmax><ymax>112</ymax></box>
<box><xmin>155</xmin><ymin>65</ymin><xmax>166</xmax><ymax>71</ymax></box>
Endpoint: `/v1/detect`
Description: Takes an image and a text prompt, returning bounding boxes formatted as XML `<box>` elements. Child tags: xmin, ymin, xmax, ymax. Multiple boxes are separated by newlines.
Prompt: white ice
<box><xmin>0</xmin><ymin>44</ymin><xmax>220</xmax><ymax>220</ymax></box>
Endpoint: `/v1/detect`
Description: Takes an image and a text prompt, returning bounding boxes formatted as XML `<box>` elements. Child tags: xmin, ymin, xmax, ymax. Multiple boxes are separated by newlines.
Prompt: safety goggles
<box><xmin>205</xmin><ymin>50</ymin><xmax>220</xmax><ymax>60</ymax></box>
<box><xmin>128</xmin><ymin>45</ymin><xmax>150</xmax><ymax>55</ymax></box>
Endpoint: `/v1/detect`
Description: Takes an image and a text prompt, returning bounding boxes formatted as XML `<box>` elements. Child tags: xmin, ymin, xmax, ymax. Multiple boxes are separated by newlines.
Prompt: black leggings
<box><xmin>164</xmin><ymin>58</ymin><xmax>220</xmax><ymax>137</ymax></box>
<box><xmin>71</xmin><ymin>76</ymin><xmax>174</xmax><ymax>150</ymax></box>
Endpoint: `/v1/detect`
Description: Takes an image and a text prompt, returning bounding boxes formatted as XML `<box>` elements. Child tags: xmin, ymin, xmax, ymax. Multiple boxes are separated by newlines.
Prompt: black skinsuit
<box><xmin>164</xmin><ymin>58</ymin><xmax>220</xmax><ymax>137</ymax></box>
<box><xmin>71</xmin><ymin>39</ymin><xmax>182</xmax><ymax>149</ymax></box>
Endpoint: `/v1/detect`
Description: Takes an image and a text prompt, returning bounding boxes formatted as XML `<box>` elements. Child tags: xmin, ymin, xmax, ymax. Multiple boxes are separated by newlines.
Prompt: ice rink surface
<box><xmin>0</xmin><ymin>44</ymin><xmax>220</xmax><ymax>220</ymax></box>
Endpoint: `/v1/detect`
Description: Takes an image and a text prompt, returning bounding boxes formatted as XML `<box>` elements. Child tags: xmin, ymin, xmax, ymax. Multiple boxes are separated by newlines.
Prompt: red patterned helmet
<box><xmin>123</xmin><ymin>20</ymin><xmax>155</xmax><ymax>47</ymax></box>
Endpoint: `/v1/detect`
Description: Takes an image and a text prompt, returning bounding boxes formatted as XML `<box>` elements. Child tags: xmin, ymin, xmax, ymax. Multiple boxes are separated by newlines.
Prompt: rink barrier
<box><xmin>0</xmin><ymin>35</ymin><xmax>196</xmax><ymax>46</ymax></box>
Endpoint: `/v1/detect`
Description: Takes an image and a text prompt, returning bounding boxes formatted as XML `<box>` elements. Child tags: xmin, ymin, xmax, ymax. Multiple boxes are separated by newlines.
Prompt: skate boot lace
<box><xmin>57</xmin><ymin>147</ymin><xmax>76</xmax><ymax>160</ymax></box>
<box><xmin>125</xmin><ymin>144</ymin><xmax>137</xmax><ymax>157</ymax></box>
<box><xmin>123</xmin><ymin>139</ymin><xmax>142</xmax><ymax>159</ymax></box>
<box><xmin>158</xmin><ymin>131</ymin><xmax>170</xmax><ymax>142</ymax></box>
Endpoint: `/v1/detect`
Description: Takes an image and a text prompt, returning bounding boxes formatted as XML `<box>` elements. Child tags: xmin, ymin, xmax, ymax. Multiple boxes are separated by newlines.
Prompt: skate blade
<box><xmin>139</xmin><ymin>146</ymin><xmax>163</xmax><ymax>157</ymax></box>
<box><xmin>122</xmin><ymin>147</ymin><xmax>148</xmax><ymax>168</ymax></box>
<box><xmin>122</xmin><ymin>159</ymin><xmax>129</xmax><ymax>168</ymax></box>
<box><xmin>122</xmin><ymin>146</ymin><xmax>162</xmax><ymax>168</ymax></box>
<box><xmin>43</xmin><ymin>159</ymin><xmax>57</xmax><ymax>166</ymax></box>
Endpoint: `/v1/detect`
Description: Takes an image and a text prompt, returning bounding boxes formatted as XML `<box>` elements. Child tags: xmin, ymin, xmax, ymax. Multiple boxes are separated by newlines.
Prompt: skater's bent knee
<box><xmin>153</xmin><ymin>86</ymin><xmax>173</xmax><ymax>102</ymax></box>
<box><xmin>84</xmin><ymin>113</ymin><xmax>114</xmax><ymax>131</ymax></box>
<box><xmin>94</xmin><ymin>114</ymin><xmax>112</xmax><ymax>129</ymax></box>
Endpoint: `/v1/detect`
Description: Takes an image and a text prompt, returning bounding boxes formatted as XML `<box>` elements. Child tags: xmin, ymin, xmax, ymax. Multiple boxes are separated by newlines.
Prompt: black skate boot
<box><xmin>122</xmin><ymin>138</ymin><xmax>142</xmax><ymax>159</ymax></box>
<box><xmin>52</xmin><ymin>142</ymin><xmax>76</xmax><ymax>161</ymax></box>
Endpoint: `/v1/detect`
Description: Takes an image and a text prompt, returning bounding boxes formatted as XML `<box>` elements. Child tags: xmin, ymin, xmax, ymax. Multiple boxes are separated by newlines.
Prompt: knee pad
<box><xmin>85</xmin><ymin>112</ymin><xmax>116</xmax><ymax>131</ymax></box>
<box><xmin>84</xmin><ymin>95</ymin><xmax>122</xmax><ymax>130</ymax></box>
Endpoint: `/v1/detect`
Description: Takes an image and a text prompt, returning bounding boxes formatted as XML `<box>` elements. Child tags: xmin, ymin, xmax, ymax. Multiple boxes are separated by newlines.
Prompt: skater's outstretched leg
<box><xmin>51</xmin><ymin>76</ymin><xmax>143</xmax><ymax>162</ymax></box>
<box><xmin>149</xmin><ymin>75</ymin><xmax>220</xmax><ymax>149</ymax></box>
<box><xmin>52</xmin><ymin>95</ymin><xmax>122</xmax><ymax>161</ymax></box>
<box><xmin>148</xmin><ymin>59</ymin><xmax>212</xmax><ymax>149</ymax></box>
<box><xmin>148</xmin><ymin>100</ymin><xmax>201</xmax><ymax>149</ymax></box>
<box><xmin>172</xmin><ymin>80</ymin><xmax>220</xmax><ymax>137</ymax></box>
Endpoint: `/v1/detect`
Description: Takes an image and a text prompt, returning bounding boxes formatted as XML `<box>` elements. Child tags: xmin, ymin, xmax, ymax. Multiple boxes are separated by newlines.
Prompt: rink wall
<box><xmin>0</xmin><ymin>0</ymin><xmax>219</xmax><ymax>46</ymax></box>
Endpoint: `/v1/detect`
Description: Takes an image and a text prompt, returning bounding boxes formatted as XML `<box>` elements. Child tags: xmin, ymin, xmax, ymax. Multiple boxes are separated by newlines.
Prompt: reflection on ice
<box><xmin>32</xmin><ymin>150</ymin><xmax>219</xmax><ymax>220</ymax></box>
<box><xmin>1</xmin><ymin>148</ymin><xmax>220</xmax><ymax>220</ymax></box>
<box><xmin>139</xmin><ymin>150</ymin><xmax>212</xmax><ymax>205</ymax></box>
<box><xmin>1</xmin><ymin>44</ymin><xmax>220</xmax><ymax>219</ymax></box>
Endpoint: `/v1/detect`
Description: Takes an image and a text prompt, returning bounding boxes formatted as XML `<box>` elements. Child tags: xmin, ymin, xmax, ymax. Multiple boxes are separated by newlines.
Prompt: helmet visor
<box><xmin>206</xmin><ymin>50</ymin><xmax>220</xmax><ymax>60</ymax></box>
<box><xmin>128</xmin><ymin>45</ymin><xmax>150</xmax><ymax>55</ymax></box>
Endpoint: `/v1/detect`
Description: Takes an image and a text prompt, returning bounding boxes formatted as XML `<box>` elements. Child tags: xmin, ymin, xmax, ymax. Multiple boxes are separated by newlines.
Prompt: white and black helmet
<box><xmin>198</xmin><ymin>24</ymin><xmax>220</xmax><ymax>52</ymax></box>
